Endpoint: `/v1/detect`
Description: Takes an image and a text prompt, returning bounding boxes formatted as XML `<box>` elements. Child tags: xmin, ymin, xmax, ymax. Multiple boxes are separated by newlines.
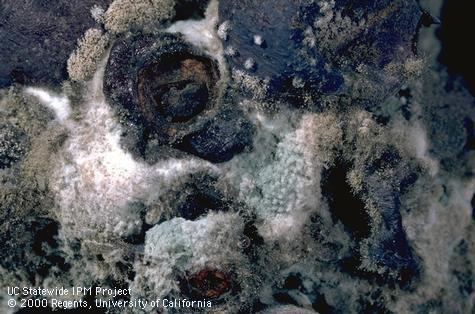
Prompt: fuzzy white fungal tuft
<box><xmin>25</xmin><ymin>88</ymin><xmax>71</xmax><ymax>122</ymax></box>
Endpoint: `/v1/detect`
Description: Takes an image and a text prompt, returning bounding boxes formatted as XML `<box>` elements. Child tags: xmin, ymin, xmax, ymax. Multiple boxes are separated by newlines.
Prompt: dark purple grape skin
<box><xmin>219</xmin><ymin>0</ymin><xmax>422</xmax><ymax>105</ymax></box>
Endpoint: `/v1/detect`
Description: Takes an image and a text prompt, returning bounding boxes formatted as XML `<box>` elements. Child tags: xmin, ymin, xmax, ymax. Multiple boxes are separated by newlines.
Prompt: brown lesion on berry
<box><xmin>180</xmin><ymin>268</ymin><xmax>232</xmax><ymax>300</ymax></box>
<box><xmin>137</xmin><ymin>53</ymin><xmax>219</xmax><ymax>125</ymax></box>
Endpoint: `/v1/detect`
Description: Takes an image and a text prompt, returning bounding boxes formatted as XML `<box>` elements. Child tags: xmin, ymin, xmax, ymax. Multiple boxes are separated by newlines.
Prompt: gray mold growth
<box><xmin>0</xmin><ymin>122</ymin><xmax>28</xmax><ymax>169</ymax></box>
<box><xmin>0</xmin><ymin>0</ymin><xmax>474</xmax><ymax>313</ymax></box>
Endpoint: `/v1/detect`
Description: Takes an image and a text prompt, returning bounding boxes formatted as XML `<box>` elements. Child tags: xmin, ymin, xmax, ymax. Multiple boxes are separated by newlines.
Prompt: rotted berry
<box><xmin>180</xmin><ymin>268</ymin><xmax>232</xmax><ymax>300</ymax></box>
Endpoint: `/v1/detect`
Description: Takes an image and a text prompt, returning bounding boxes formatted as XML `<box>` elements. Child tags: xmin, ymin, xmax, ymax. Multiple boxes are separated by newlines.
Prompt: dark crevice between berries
<box><xmin>363</xmin><ymin>151</ymin><xmax>420</xmax><ymax>287</ymax></box>
<box><xmin>323</xmin><ymin>153</ymin><xmax>419</xmax><ymax>287</ymax></box>
<box><xmin>240</xmin><ymin>214</ymin><xmax>265</xmax><ymax>262</ymax></box>
<box><xmin>121</xmin><ymin>203</ymin><xmax>150</xmax><ymax>245</ymax></box>
<box><xmin>463</xmin><ymin>117</ymin><xmax>475</xmax><ymax>151</ymax></box>
<box><xmin>273</xmin><ymin>273</ymin><xmax>334</xmax><ymax>313</ymax></box>
<box><xmin>177</xmin><ymin>191</ymin><xmax>225</xmax><ymax>220</ymax></box>
<box><xmin>174</xmin><ymin>0</ymin><xmax>209</xmax><ymax>21</ymax></box>
<box><xmin>438</xmin><ymin>1</ymin><xmax>475</xmax><ymax>95</ymax></box>
<box><xmin>412</xmin><ymin>9</ymin><xmax>439</xmax><ymax>55</ymax></box>
<box><xmin>321</xmin><ymin>160</ymin><xmax>371</xmax><ymax>240</ymax></box>
<box><xmin>313</xmin><ymin>293</ymin><xmax>333</xmax><ymax>314</ymax></box>
<box><xmin>471</xmin><ymin>194</ymin><xmax>475</xmax><ymax>221</ymax></box>
<box><xmin>175</xmin><ymin>175</ymin><xmax>228</xmax><ymax>220</ymax></box>
<box><xmin>32</xmin><ymin>219</ymin><xmax>71</xmax><ymax>276</ymax></box>
<box><xmin>0</xmin><ymin>217</ymin><xmax>69</xmax><ymax>285</ymax></box>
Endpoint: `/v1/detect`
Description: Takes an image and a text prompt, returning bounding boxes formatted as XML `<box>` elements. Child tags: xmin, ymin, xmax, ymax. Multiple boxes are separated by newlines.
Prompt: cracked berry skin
<box><xmin>104</xmin><ymin>33</ymin><xmax>255</xmax><ymax>163</ymax></box>
<box><xmin>104</xmin><ymin>33</ymin><xmax>220</xmax><ymax>140</ymax></box>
